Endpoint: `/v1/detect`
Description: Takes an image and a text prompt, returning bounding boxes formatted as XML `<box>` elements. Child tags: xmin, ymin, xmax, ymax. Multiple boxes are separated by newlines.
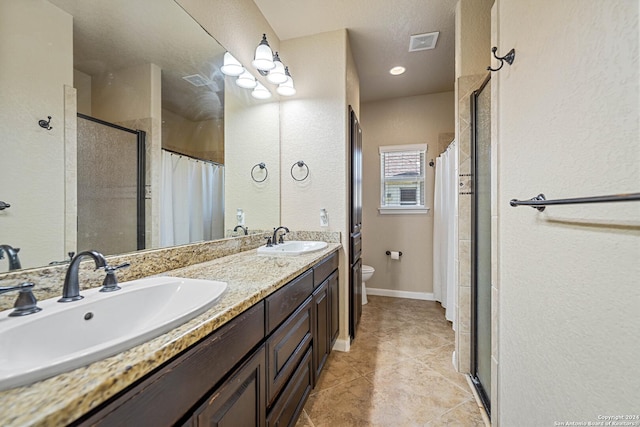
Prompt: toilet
<box><xmin>361</xmin><ymin>264</ymin><xmax>375</xmax><ymax>305</ymax></box>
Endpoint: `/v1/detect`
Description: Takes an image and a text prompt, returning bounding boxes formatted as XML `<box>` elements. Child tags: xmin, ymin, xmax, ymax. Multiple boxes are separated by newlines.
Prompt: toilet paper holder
<box><xmin>385</xmin><ymin>251</ymin><xmax>402</xmax><ymax>257</ymax></box>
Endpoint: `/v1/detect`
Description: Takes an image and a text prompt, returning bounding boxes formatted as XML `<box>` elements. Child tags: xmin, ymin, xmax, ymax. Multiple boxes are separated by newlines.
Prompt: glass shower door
<box><xmin>471</xmin><ymin>76</ymin><xmax>492</xmax><ymax>416</ymax></box>
<box><xmin>77</xmin><ymin>115</ymin><xmax>145</xmax><ymax>256</ymax></box>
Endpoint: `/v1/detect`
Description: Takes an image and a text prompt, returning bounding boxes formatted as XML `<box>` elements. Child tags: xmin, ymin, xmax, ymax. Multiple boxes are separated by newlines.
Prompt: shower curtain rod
<box><xmin>162</xmin><ymin>148</ymin><xmax>223</xmax><ymax>167</ymax></box>
<box><xmin>510</xmin><ymin>192</ymin><xmax>640</xmax><ymax>212</ymax></box>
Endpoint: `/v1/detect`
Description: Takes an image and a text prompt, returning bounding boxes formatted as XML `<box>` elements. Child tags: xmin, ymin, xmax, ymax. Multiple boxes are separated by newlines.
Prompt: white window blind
<box><xmin>379</xmin><ymin>144</ymin><xmax>428</xmax><ymax>214</ymax></box>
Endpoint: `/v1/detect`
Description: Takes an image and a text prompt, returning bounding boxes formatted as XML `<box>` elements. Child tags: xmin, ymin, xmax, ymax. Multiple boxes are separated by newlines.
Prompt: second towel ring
<box><xmin>290</xmin><ymin>160</ymin><xmax>309</xmax><ymax>181</ymax></box>
<box><xmin>251</xmin><ymin>162</ymin><xmax>268</xmax><ymax>183</ymax></box>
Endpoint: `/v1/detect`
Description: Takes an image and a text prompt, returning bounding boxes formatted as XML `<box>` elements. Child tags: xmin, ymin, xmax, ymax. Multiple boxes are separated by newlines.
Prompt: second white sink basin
<box><xmin>257</xmin><ymin>240</ymin><xmax>328</xmax><ymax>256</ymax></box>
<box><xmin>0</xmin><ymin>276</ymin><xmax>227</xmax><ymax>391</ymax></box>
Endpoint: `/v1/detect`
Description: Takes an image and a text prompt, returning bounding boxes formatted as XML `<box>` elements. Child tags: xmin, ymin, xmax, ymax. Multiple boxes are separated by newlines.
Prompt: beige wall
<box><xmin>280</xmin><ymin>29</ymin><xmax>352</xmax><ymax>346</ymax></box>
<box><xmin>361</xmin><ymin>92</ymin><xmax>454</xmax><ymax>295</ymax></box>
<box><xmin>162</xmin><ymin>108</ymin><xmax>224</xmax><ymax>164</ymax></box>
<box><xmin>455</xmin><ymin>0</ymin><xmax>492</xmax><ymax>79</ymax></box>
<box><xmin>224</xmin><ymin>89</ymin><xmax>280</xmax><ymax>231</ymax></box>
<box><xmin>74</xmin><ymin>69</ymin><xmax>92</xmax><ymax>115</ymax></box>
<box><xmin>495</xmin><ymin>0</ymin><xmax>639</xmax><ymax>423</ymax></box>
<box><xmin>0</xmin><ymin>1</ymin><xmax>73</xmax><ymax>268</ymax></box>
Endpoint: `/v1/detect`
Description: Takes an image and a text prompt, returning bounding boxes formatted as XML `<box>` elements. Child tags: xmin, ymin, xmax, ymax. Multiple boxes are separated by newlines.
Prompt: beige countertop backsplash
<box><xmin>0</xmin><ymin>231</ymin><xmax>341</xmax><ymax>427</ymax></box>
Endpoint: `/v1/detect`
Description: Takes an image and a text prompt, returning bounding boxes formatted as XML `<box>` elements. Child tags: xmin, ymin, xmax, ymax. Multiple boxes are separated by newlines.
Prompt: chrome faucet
<box><xmin>0</xmin><ymin>282</ymin><xmax>41</xmax><ymax>316</ymax></box>
<box><xmin>0</xmin><ymin>244</ymin><xmax>22</xmax><ymax>271</ymax></box>
<box><xmin>272</xmin><ymin>226</ymin><xmax>290</xmax><ymax>245</ymax></box>
<box><xmin>59</xmin><ymin>250</ymin><xmax>107</xmax><ymax>302</ymax></box>
<box><xmin>233</xmin><ymin>225</ymin><xmax>248</xmax><ymax>235</ymax></box>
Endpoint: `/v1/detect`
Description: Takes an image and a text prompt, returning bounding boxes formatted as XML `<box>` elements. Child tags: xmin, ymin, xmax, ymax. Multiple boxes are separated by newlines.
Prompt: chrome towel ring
<box><xmin>290</xmin><ymin>161</ymin><xmax>309</xmax><ymax>181</ymax></box>
<box><xmin>251</xmin><ymin>162</ymin><xmax>268</xmax><ymax>183</ymax></box>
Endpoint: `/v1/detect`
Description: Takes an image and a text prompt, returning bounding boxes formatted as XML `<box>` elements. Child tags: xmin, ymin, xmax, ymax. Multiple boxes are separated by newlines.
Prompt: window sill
<box><xmin>378</xmin><ymin>207</ymin><xmax>430</xmax><ymax>215</ymax></box>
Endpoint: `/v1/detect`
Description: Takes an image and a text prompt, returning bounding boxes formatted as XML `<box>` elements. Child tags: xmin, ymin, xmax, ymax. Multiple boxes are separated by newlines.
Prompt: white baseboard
<box><xmin>365</xmin><ymin>287</ymin><xmax>435</xmax><ymax>301</ymax></box>
<box><xmin>332</xmin><ymin>338</ymin><xmax>350</xmax><ymax>352</ymax></box>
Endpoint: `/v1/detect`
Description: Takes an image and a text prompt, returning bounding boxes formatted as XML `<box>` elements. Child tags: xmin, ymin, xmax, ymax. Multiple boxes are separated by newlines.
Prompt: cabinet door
<box><xmin>195</xmin><ymin>345</ymin><xmax>266</xmax><ymax>427</ymax></box>
<box><xmin>312</xmin><ymin>279</ymin><xmax>329</xmax><ymax>383</ymax></box>
<box><xmin>328</xmin><ymin>270</ymin><xmax>339</xmax><ymax>348</ymax></box>
<box><xmin>350</xmin><ymin>259</ymin><xmax>362</xmax><ymax>339</ymax></box>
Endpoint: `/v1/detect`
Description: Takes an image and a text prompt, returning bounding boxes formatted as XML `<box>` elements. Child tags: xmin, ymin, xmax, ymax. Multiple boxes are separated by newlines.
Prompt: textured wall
<box><xmin>496</xmin><ymin>0</ymin><xmax>640</xmax><ymax>423</ymax></box>
<box><xmin>361</xmin><ymin>92</ymin><xmax>455</xmax><ymax>294</ymax></box>
<box><xmin>0</xmin><ymin>1</ymin><xmax>72</xmax><ymax>269</ymax></box>
<box><xmin>224</xmin><ymin>89</ymin><xmax>280</xmax><ymax>232</ymax></box>
<box><xmin>455</xmin><ymin>0</ymin><xmax>493</xmax><ymax>79</ymax></box>
<box><xmin>280</xmin><ymin>29</ymin><xmax>351</xmax><ymax>343</ymax></box>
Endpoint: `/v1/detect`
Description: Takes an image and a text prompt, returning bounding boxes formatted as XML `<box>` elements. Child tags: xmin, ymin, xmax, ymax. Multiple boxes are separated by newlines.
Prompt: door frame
<box><xmin>470</xmin><ymin>74</ymin><xmax>492</xmax><ymax>417</ymax></box>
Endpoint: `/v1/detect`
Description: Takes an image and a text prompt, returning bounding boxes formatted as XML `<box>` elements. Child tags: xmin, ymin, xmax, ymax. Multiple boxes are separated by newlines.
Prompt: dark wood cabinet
<box><xmin>328</xmin><ymin>270</ymin><xmax>339</xmax><ymax>348</ymax></box>
<box><xmin>76</xmin><ymin>302</ymin><xmax>265</xmax><ymax>427</ymax></box>
<box><xmin>266</xmin><ymin>348</ymin><xmax>313</xmax><ymax>427</ymax></box>
<box><xmin>349</xmin><ymin>106</ymin><xmax>363</xmax><ymax>341</ymax></box>
<box><xmin>312</xmin><ymin>280</ymin><xmax>329</xmax><ymax>383</ymax></box>
<box><xmin>350</xmin><ymin>258</ymin><xmax>362</xmax><ymax>339</ymax></box>
<box><xmin>194</xmin><ymin>345</ymin><xmax>266</xmax><ymax>427</ymax></box>
<box><xmin>76</xmin><ymin>252</ymin><xmax>339</xmax><ymax>427</ymax></box>
<box><xmin>266</xmin><ymin>296</ymin><xmax>313</xmax><ymax>405</ymax></box>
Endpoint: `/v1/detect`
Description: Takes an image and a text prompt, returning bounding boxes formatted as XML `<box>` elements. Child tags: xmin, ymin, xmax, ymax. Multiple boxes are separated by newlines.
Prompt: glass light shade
<box><xmin>266</xmin><ymin>54</ymin><xmax>287</xmax><ymax>84</ymax></box>
<box><xmin>251</xmin><ymin>35</ymin><xmax>275</xmax><ymax>71</ymax></box>
<box><xmin>389</xmin><ymin>66</ymin><xmax>406</xmax><ymax>75</ymax></box>
<box><xmin>277</xmin><ymin>76</ymin><xmax>296</xmax><ymax>96</ymax></box>
<box><xmin>221</xmin><ymin>52</ymin><xmax>244</xmax><ymax>76</ymax></box>
<box><xmin>235</xmin><ymin>70</ymin><xmax>257</xmax><ymax>89</ymax></box>
<box><xmin>252</xmin><ymin>82</ymin><xmax>272</xmax><ymax>99</ymax></box>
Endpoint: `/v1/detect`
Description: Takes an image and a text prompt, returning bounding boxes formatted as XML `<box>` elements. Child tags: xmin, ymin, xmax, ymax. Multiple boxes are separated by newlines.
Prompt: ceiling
<box><xmin>49</xmin><ymin>0</ymin><xmax>226</xmax><ymax>121</ymax></box>
<box><xmin>253</xmin><ymin>0</ymin><xmax>458</xmax><ymax>103</ymax></box>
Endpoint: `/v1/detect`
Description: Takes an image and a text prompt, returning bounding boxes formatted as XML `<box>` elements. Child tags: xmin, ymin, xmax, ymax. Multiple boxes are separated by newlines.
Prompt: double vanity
<box><xmin>0</xmin><ymin>235</ymin><xmax>340</xmax><ymax>427</ymax></box>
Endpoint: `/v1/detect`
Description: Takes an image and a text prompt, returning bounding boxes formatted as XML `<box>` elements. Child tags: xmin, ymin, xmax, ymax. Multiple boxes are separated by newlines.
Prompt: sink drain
<box><xmin>84</xmin><ymin>312</ymin><xmax>94</xmax><ymax>320</ymax></box>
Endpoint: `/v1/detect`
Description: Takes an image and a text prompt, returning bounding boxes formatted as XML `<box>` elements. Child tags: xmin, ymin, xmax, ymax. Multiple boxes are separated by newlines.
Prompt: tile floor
<box><xmin>296</xmin><ymin>295</ymin><xmax>488</xmax><ymax>426</ymax></box>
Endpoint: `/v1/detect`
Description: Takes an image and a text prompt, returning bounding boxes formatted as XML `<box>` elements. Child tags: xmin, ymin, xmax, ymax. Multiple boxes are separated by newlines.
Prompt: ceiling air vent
<box><xmin>182</xmin><ymin>74</ymin><xmax>209</xmax><ymax>87</ymax></box>
<box><xmin>409</xmin><ymin>32</ymin><xmax>439</xmax><ymax>52</ymax></box>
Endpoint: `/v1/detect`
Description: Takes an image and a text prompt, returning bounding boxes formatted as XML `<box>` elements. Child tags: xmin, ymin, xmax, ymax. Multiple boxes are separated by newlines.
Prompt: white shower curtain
<box><xmin>160</xmin><ymin>150</ymin><xmax>224</xmax><ymax>247</ymax></box>
<box><xmin>433</xmin><ymin>141</ymin><xmax>457</xmax><ymax>327</ymax></box>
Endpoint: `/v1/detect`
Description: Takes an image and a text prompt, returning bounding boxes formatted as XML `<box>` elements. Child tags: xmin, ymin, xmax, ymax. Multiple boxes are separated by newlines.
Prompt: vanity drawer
<box><xmin>266</xmin><ymin>295</ymin><xmax>312</xmax><ymax>406</ymax></box>
<box><xmin>265</xmin><ymin>269</ymin><xmax>313</xmax><ymax>334</ymax></box>
<box><xmin>78</xmin><ymin>302</ymin><xmax>265</xmax><ymax>426</ymax></box>
<box><xmin>313</xmin><ymin>251</ymin><xmax>338</xmax><ymax>288</ymax></box>
<box><xmin>266</xmin><ymin>346</ymin><xmax>313</xmax><ymax>427</ymax></box>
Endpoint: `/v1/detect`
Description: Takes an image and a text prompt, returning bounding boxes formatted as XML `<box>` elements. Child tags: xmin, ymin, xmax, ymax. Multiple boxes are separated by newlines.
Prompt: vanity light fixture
<box><xmin>221</xmin><ymin>52</ymin><xmax>244</xmax><ymax>76</ymax></box>
<box><xmin>266</xmin><ymin>52</ymin><xmax>288</xmax><ymax>85</ymax></box>
<box><xmin>251</xmin><ymin>82</ymin><xmax>272</xmax><ymax>100</ymax></box>
<box><xmin>235</xmin><ymin>69</ymin><xmax>257</xmax><ymax>89</ymax></box>
<box><xmin>252</xmin><ymin>34</ymin><xmax>275</xmax><ymax>75</ymax></box>
<box><xmin>277</xmin><ymin>67</ymin><xmax>296</xmax><ymax>96</ymax></box>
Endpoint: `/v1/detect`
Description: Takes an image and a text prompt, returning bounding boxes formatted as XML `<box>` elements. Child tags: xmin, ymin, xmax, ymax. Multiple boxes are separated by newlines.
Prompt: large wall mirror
<box><xmin>0</xmin><ymin>0</ymin><xmax>280</xmax><ymax>272</ymax></box>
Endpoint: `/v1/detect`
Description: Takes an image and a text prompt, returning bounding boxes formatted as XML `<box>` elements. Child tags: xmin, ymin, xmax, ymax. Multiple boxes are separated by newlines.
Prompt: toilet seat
<box><xmin>362</xmin><ymin>265</ymin><xmax>375</xmax><ymax>274</ymax></box>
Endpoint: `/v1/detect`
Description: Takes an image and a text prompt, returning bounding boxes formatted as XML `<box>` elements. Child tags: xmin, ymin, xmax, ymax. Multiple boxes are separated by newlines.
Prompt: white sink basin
<box><xmin>0</xmin><ymin>276</ymin><xmax>227</xmax><ymax>391</ymax></box>
<box><xmin>257</xmin><ymin>240</ymin><xmax>328</xmax><ymax>256</ymax></box>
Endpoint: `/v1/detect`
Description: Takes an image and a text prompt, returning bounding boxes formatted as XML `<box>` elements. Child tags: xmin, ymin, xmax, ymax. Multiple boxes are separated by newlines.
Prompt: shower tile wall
<box><xmin>455</xmin><ymin>73</ymin><xmax>488</xmax><ymax>374</ymax></box>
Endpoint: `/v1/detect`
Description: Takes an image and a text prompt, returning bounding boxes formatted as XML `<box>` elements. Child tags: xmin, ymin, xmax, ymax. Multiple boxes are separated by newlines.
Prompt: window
<box><xmin>379</xmin><ymin>144</ymin><xmax>429</xmax><ymax>214</ymax></box>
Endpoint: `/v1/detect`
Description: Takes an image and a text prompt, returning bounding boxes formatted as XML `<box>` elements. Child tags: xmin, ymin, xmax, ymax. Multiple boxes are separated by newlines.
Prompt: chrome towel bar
<box><xmin>510</xmin><ymin>192</ymin><xmax>640</xmax><ymax>212</ymax></box>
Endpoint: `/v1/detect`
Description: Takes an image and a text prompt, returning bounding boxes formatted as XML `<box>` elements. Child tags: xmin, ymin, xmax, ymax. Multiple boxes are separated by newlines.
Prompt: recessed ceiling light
<box><xmin>389</xmin><ymin>66</ymin><xmax>406</xmax><ymax>76</ymax></box>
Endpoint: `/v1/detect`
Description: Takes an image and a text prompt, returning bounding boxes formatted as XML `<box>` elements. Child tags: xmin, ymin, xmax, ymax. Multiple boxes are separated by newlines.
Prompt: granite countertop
<box><xmin>0</xmin><ymin>243</ymin><xmax>341</xmax><ymax>427</ymax></box>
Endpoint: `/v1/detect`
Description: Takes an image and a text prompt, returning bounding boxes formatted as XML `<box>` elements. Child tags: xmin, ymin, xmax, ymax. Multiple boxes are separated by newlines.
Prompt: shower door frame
<box><xmin>470</xmin><ymin>74</ymin><xmax>492</xmax><ymax>417</ymax></box>
<box><xmin>77</xmin><ymin>113</ymin><xmax>146</xmax><ymax>250</ymax></box>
